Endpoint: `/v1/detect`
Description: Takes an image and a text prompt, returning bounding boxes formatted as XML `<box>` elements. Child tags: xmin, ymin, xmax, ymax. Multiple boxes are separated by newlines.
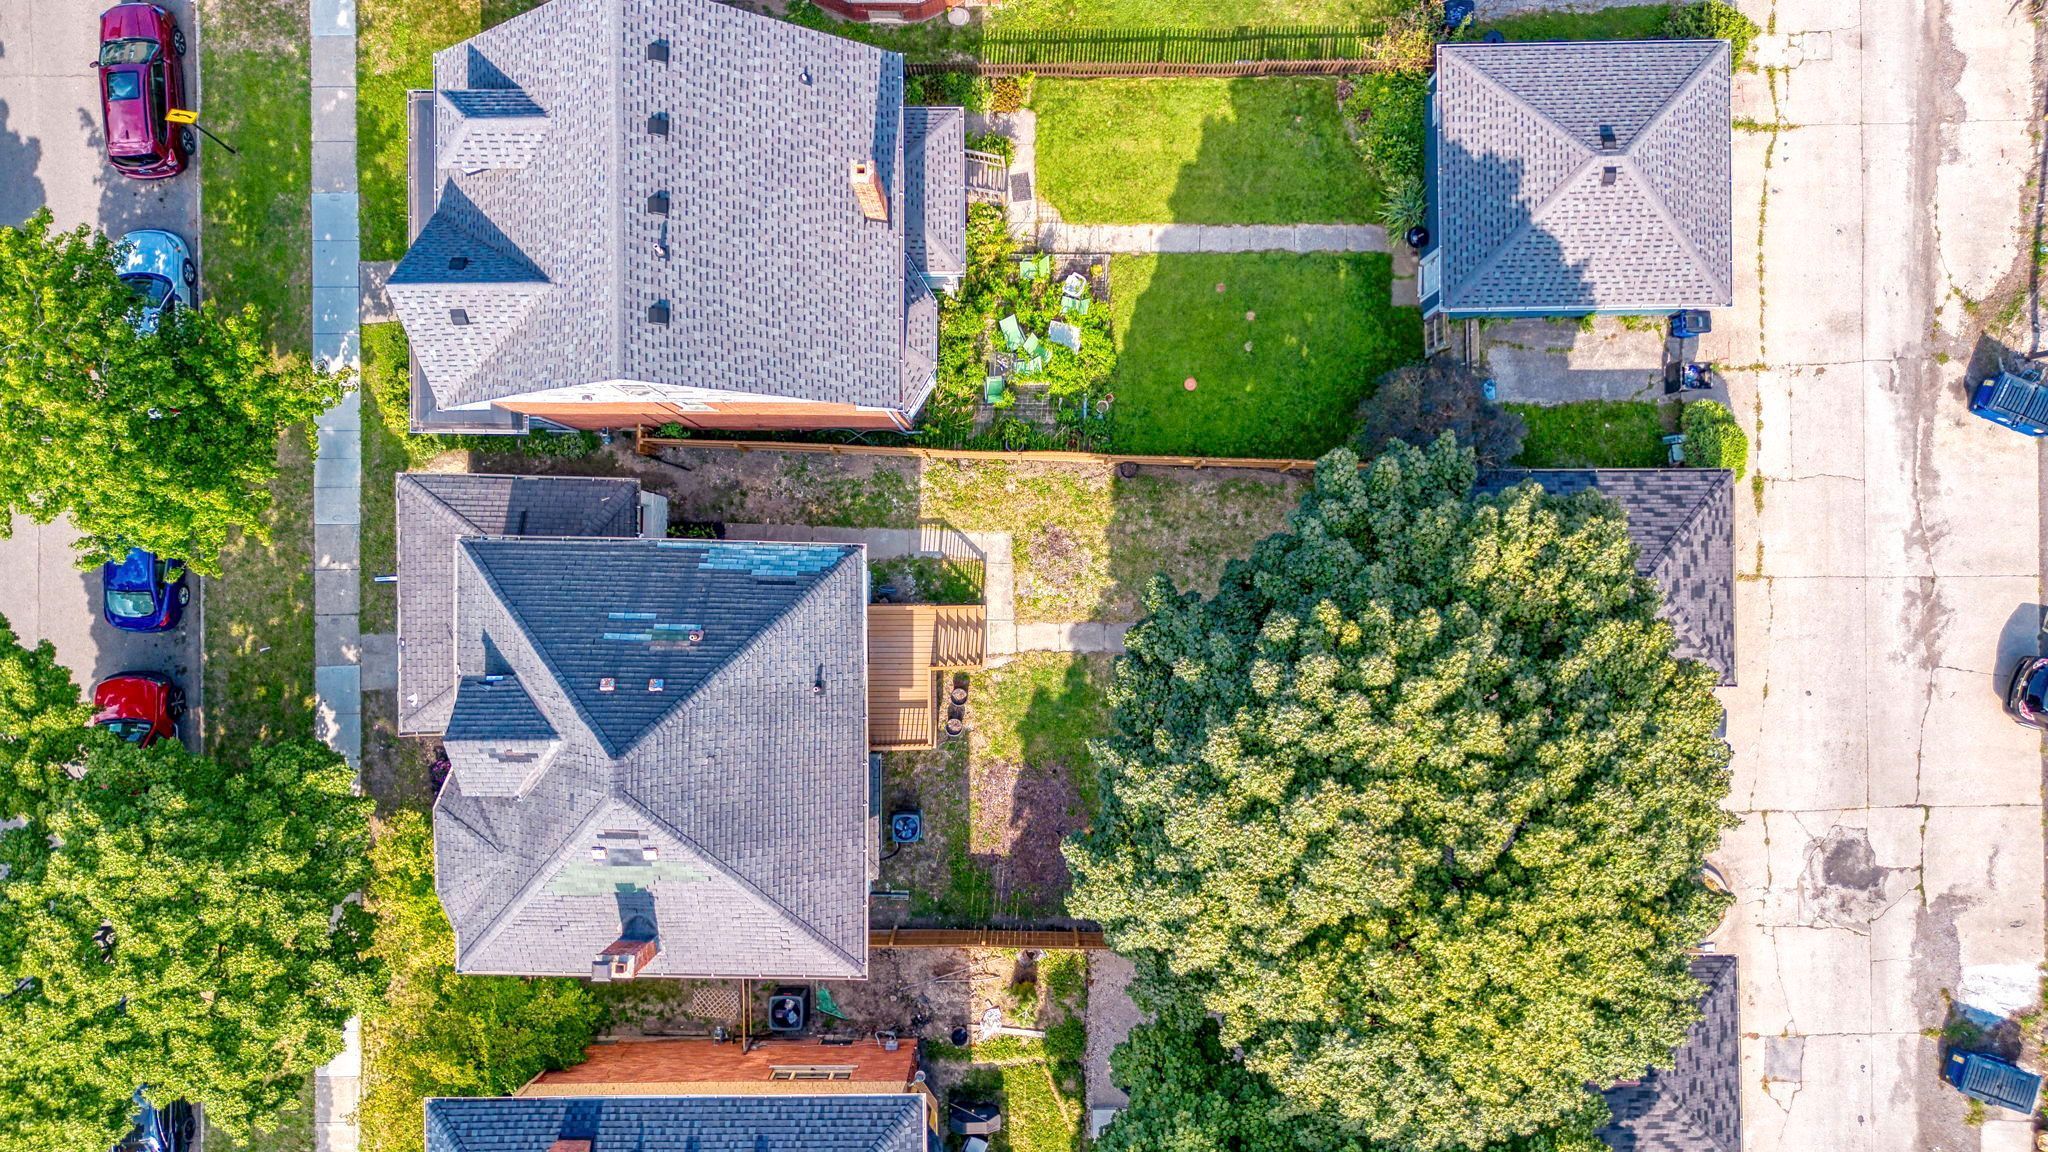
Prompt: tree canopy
<box><xmin>357</xmin><ymin>810</ymin><xmax>603</xmax><ymax>1152</ymax></box>
<box><xmin>0</xmin><ymin>612</ymin><xmax>91</xmax><ymax>821</ymax></box>
<box><xmin>0</xmin><ymin>209</ymin><xmax>344</xmax><ymax>572</ymax></box>
<box><xmin>1067</xmin><ymin>437</ymin><xmax>1734</xmax><ymax>1152</ymax></box>
<box><xmin>0</xmin><ymin>739</ymin><xmax>377</xmax><ymax>1151</ymax></box>
<box><xmin>1354</xmin><ymin>358</ymin><xmax>1525</xmax><ymax>468</ymax></box>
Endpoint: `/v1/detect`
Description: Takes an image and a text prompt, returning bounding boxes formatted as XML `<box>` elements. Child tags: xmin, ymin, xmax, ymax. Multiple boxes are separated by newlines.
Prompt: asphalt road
<box><xmin>0</xmin><ymin>0</ymin><xmax>204</xmax><ymax>740</ymax></box>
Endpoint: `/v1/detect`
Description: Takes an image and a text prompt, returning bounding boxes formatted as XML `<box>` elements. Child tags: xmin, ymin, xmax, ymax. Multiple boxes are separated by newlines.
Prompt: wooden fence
<box><xmin>635</xmin><ymin>432</ymin><xmax>1322</xmax><ymax>473</ymax></box>
<box><xmin>902</xmin><ymin>20</ymin><xmax>1431</xmax><ymax>77</ymax></box>
<box><xmin>871</xmin><ymin>927</ymin><xmax>1107</xmax><ymax>950</ymax></box>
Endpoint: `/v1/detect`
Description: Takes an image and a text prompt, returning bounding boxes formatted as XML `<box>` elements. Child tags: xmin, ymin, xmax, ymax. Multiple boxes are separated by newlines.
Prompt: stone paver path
<box><xmin>1038</xmin><ymin>219</ymin><xmax>1387</xmax><ymax>256</ymax></box>
<box><xmin>309</xmin><ymin>0</ymin><xmax>363</xmax><ymax>1149</ymax></box>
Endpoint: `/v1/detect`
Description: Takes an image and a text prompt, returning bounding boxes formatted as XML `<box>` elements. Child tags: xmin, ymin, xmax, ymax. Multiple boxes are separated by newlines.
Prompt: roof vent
<box><xmin>813</xmin><ymin>664</ymin><xmax>827</xmax><ymax>696</ymax></box>
<box><xmin>589</xmin><ymin>845</ymin><xmax>607</xmax><ymax>861</ymax></box>
<box><xmin>1600</xmin><ymin>166</ymin><xmax>1618</xmax><ymax>186</ymax></box>
<box><xmin>647</xmin><ymin>111</ymin><xmax>669</xmax><ymax>136</ymax></box>
<box><xmin>598</xmin><ymin>677</ymin><xmax>616</xmax><ymax>693</ymax></box>
<box><xmin>449</xmin><ymin>308</ymin><xmax>471</xmax><ymax>326</ymax></box>
<box><xmin>647</xmin><ymin>301</ymin><xmax>671</xmax><ymax>324</ymax></box>
<box><xmin>800</xmin><ymin>65</ymin><xmax>813</xmax><ymax>85</ymax></box>
<box><xmin>646</xmin><ymin>38</ymin><xmax>669</xmax><ymax>63</ymax></box>
<box><xmin>647</xmin><ymin>678</ymin><xmax>665</xmax><ymax>693</ymax></box>
<box><xmin>1598</xmin><ymin>124</ymin><xmax>1617</xmax><ymax>151</ymax></box>
<box><xmin>447</xmin><ymin>256</ymin><xmax>469</xmax><ymax>271</ymax></box>
<box><xmin>647</xmin><ymin>191</ymin><xmax>669</xmax><ymax>215</ymax></box>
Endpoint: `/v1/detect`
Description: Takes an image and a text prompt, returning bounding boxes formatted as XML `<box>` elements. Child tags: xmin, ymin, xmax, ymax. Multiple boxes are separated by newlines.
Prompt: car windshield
<box><xmin>106</xmin><ymin>590</ymin><xmax>155</xmax><ymax>618</ymax></box>
<box><xmin>96</xmin><ymin>718</ymin><xmax>153</xmax><ymax>745</ymax></box>
<box><xmin>123</xmin><ymin>274</ymin><xmax>173</xmax><ymax>307</ymax></box>
<box><xmin>2026</xmin><ymin>667</ymin><xmax>2048</xmax><ymax>710</ymax></box>
<box><xmin>100</xmin><ymin>39</ymin><xmax>159</xmax><ymax>66</ymax></box>
<box><xmin>105</xmin><ymin>70</ymin><xmax>144</xmax><ymax>101</ymax></box>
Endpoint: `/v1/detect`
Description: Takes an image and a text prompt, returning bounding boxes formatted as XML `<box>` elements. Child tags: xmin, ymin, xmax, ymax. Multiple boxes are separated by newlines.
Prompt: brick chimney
<box><xmin>591</xmin><ymin>933</ymin><xmax>658</xmax><ymax>982</ymax></box>
<box><xmin>548</xmin><ymin>1142</ymin><xmax>590</xmax><ymax>1152</ymax></box>
<box><xmin>849</xmin><ymin>160</ymin><xmax>889</xmax><ymax>223</ymax></box>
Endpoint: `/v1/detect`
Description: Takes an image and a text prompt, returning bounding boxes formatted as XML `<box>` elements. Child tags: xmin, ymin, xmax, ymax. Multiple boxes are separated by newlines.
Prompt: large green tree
<box><xmin>0</xmin><ymin>209</ymin><xmax>344</xmax><ymax>572</ymax></box>
<box><xmin>0</xmin><ymin>612</ymin><xmax>91</xmax><ymax>821</ymax></box>
<box><xmin>358</xmin><ymin>810</ymin><xmax>603</xmax><ymax>1152</ymax></box>
<box><xmin>1067</xmin><ymin>437</ymin><xmax>1734</xmax><ymax>1152</ymax></box>
<box><xmin>0</xmin><ymin>739</ymin><xmax>377</xmax><ymax>1150</ymax></box>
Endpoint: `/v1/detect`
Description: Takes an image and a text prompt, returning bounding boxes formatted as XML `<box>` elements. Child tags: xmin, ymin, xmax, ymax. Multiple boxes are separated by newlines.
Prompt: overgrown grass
<box><xmin>356</xmin><ymin>0</ymin><xmax>548</xmax><ymax>261</ymax></box>
<box><xmin>988</xmin><ymin>0</ymin><xmax>1404</xmax><ymax>26</ymax></box>
<box><xmin>1034</xmin><ymin>79</ymin><xmax>1372</xmax><ymax>225</ymax></box>
<box><xmin>942</xmin><ymin>952</ymin><xmax>1089</xmax><ymax>1152</ymax></box>
<box><xmin>1108</xmin><ymin>252</ymin><xmax>1422</xmax><ymax>458</ymax></box>
<box><xmin>204</xmin><ymin>429</ymin><xmax>318</xmax><ymax>752</ymax></box>
<box><xmin>1507</xmin><ymin>400</ymin><xmax>1674</xmax><ymax>469</ymax></box>
<box><xmin>973</xmin><ymin>654</ymin><xmax>1111</xmax><ymax>820</ymax></box>
<box><xmin>871</xmin><ymin>556</ymin><xmax>985</xmax><ymax>605</ymax></box>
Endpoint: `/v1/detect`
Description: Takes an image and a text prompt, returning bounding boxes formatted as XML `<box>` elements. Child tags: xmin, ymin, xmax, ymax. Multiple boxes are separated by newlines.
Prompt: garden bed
<box><xmin>1034</xmin><ymin>78</ymin><xmax>1372</xmax><ymax>225</ymax></box>
<box><xmin>1107</xmin><ymin>251</ymin><xmax>1422</xmax><ymax>458</ymax></box>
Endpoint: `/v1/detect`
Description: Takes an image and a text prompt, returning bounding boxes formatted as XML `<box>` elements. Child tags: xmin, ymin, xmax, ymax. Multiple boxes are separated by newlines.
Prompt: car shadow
<box><xmin>1992</xmin><ymin>602</ymin><xmax>2040</xmax><ymax>703</ymax></box>
<box><xmin>0</xmin><ymin>98</ymin><xmax>46</xmax><ymax>226</ymax></box>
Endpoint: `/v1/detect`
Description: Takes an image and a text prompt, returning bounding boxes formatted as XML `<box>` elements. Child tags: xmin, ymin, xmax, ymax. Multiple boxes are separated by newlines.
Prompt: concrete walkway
<box><xmin>1038</xmin><ymin>220</ymin><xmax>1388</xmax><ymax>256</ymax></box>
<box><xmin>309</xmin><ymin>0</ymin><xmax>363</xmax><ymax>1148</ymax></box>
<box><xmin>727</xmin><ymin>523</ymin><xmax>1131</xmax><ymax>659</ymax></box>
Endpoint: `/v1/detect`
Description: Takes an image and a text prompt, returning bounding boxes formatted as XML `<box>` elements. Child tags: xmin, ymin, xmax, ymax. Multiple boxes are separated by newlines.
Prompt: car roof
<box><xmin>117</xmin><ymin>230</ymin><xmax>188</xmax><ymax>277</ymax></box>
<box><xmin>104</xmin><ymin>549</ymin><xmax>158</xmax><ymax>589</ymax></box>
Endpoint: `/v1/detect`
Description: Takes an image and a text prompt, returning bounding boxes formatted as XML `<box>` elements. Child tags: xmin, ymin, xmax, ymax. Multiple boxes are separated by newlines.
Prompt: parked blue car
<box><xmin>114</xmin><ymin>1088</ymin><xmax>195</xmax><ymax>1152</ymax></box>
<box><xmin>101</xmin><ymin>548</ymin><xmax>189</xmax><ymax>633</ymax></box>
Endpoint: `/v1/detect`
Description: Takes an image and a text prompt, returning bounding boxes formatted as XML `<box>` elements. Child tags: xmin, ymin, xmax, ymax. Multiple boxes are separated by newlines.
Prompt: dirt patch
<box><xmin>358</xmin><ymin>690</ymin><xmax>442</xmax><ymax>815</ymax></box>
<box><xmin>876</xmin><ymin>744</ymin><xmax>971</xmax><ymax>929</ymax></box>
<box><xmin>199</xmin><ymin>0</ymin><xmax>306</xmax><ymax>53</ymax></box>
<box><xmin>969</xmin><ymin>757</ymin><xmax>1085</xmax><ymax>914</ymax></box>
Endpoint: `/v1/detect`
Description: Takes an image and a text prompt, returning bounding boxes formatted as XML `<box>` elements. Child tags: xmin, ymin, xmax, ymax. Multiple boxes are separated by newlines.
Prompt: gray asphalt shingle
<box><xmin>388</xmin><ymin>0</ymin><xmax>964</xmax><ymax>417</ymax></box>
<box><xmin>1476</xmin><ymin>469</ymin><xmax>1735</xmax><ymax>684</ymax></box>
<box><xmin>424</xmin><ymin>536</ymin><xmax>870</xmax><ymax>980</ymax></box>
<box><xmin>425</xmin><ymin>1095</ymin><xmax>926</xmax><ymax>1152</ymax></box>
<box><xmin>1598</xmin><ymin>955</ymin><xmax>1740</xmax><ymax>1152</ymax></box>
<box><xmin>1433</xmin><ymin>40</ymin><xmax>1732</xmax><ymax>314</ymax></box>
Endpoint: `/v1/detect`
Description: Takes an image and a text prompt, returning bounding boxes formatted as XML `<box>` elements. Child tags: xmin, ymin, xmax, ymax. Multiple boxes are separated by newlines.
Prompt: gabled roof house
<box><xmin>1476</xmin><ymin>469</ymin><xmax>1734</xmax><ymax>684</ymax></box>
<box><xmin>396</xmin><ymin>473</ymin><xmax>872</xmax><ymax>981</ymax></box>
<box><xmin>425</xmin><ymin>1095</ymin><xmax>926</xmax><ymax>1152</ymax></box>
<box><xmin>393</xmin><ymin>0</ymin><xmax>967</xmax><ymax>434</ymax></box>
<box><xmin>1422</xmin><ymin>40</ymin><xmax>1732</xmax><ymax>319</ymax></box>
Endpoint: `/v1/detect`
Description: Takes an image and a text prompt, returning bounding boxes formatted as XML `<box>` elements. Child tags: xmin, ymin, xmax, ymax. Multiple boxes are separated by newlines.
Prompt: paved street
<box><xmin>1711</xmin><ymin>2</ymin><xmax>2044</xmax><ymax>1151</ymax></box>
<box><xmin>0</xmin><ymin>1</ymin><xmax>203</xmax><ymax>734</ymax></box>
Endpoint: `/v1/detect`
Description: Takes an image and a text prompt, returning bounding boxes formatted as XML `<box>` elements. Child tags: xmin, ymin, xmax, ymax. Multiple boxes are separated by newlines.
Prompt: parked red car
<box><xmin>93</xmin><ymin>4</ymin><xmax>192</xmax><ymax>180</ymax></box>
<box><xmin>91</xmin><ymin>673</ymin><xmax>185</xmax><ymax>747</ymax></box>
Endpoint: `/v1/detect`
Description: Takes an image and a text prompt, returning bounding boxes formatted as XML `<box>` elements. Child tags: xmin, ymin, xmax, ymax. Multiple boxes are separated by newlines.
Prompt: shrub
<box><xmin>968</xmin><ymin>130</ymin><xmax>1016</xmax><ymax>166</ymax></box>
<box><xmin>908</xmin><ymin>70</ymin><xmax>989</xmax><ymax>112</ymax></box>
<box><xmin>1666</xmin><ymin>0</ymin><xmax>1761</xmax><ymax>67</ymax></box>
<box><xmin>1354</xmin><ymin>357</ymin><xmax>1526</xmax><ymax>467</ymax></box>
<box><xmin>1681</xmin><ymin>398</ymin><xmax>1749</xmax><ymax>478</ymax></box>
<box><xmin>1377</xmin><ymin>173</ymin><xmax>1427</xmax><ymax>237</ymax></box>
<box><xmin>1344</xmin><ymin>70</ymin><xmax>1430</xmax><ymax>191</ymax></box>
<box><xmin>989</xmin><ymin>73</ymin><xmax>1034</xmax><ymax>113</ymax></box>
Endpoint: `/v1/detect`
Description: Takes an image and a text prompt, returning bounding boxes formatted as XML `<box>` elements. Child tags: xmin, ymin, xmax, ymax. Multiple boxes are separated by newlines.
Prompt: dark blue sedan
<box><xmin>101</xmin><ymin>548</ymin><xmax>189</xmax><ymax>633</ymax></box>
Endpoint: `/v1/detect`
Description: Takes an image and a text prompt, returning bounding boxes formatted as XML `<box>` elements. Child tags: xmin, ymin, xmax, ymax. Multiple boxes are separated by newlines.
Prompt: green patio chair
<box><xmin>999</xmin><ymin>314</ymin><xmax>1025</xmax><ymax>349</ymax></box>
<box><xmin>1022</xmin><ymin>333</ymin><xmax>1044</xmax><ymax>360</ymax></box>
<box><xmin>1061</xmin><ymin>294</ymin><xmax>1090</xmax><ymax>316</ymax></box>
<box><xmin>985</xmin><ymin>375</ymin><xmax>1007</xmax><ymax>403</ymax></box>
<box><xmin>1018</xmin><ymin>257</ymin><xmax>1041</xmax><ymax>281</ymax></box>
<box><xmin>1018</xmin><ymin>356</ymin><xmax>1044</xmax><ymax>376</ymax></box>
<box><xmin>1036</xmin><ymin>253</ymin><xmax>1055</xmax><ymax>280</ymax></box>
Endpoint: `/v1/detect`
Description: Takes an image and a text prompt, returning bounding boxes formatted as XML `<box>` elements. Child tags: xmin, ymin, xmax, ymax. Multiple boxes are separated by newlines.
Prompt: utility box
<box><xmin>1969</xmin><ymin>365</ymin><xmax>2048</xmax><ymax>436</ymax></box>
<box><xmin>1944</xmin><ymin>1051</ymin><xmax>2042</xmax><ymax>1115</ymax></box>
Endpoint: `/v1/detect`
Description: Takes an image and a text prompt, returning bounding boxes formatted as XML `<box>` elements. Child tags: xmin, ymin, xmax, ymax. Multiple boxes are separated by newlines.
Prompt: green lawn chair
<box><xmin>1036</xmin><ymin>253</ymin><xmax>1055</xmax><ymax>280</ymax></box>
<box><xmin>1061</xmin><ymin>294</ymin><xmax>1090</xmax><ymax>316</ymax></box>
<box><xmin>1022</xmin><ymin>333</ymin><xmax>1044</xmax><ymax>360</ymax></box>
<box><xmin>1018</xmin><ymin>356</ymin><xmax>1044</xmax><ymax>376</ymax></box>
<box><xmin>1018</xmin><ymin>257</ymin><xmax>1041</xmax><ymax>281</ymax></box>
<box><xmin>999</xmin><ymin>314</ymin><xmax>1024</xmax><ymax>350</ymax></box>
<box><xmin>985</xmin><ymin>375</ymin><xmax>1006</xmax><ymax>403</ymax></box>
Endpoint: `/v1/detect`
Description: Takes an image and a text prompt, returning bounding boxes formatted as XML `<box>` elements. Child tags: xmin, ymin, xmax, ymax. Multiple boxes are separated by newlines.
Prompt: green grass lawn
<box><xmin>1035</xmin><ymin>78</ymin><xmax>1371</xmax><ymax>225</ymax></box>
<box><xmin>1507</xmin><ymin>400</ymin><xmax>1676</xmax><ymax>468</ymax></box>
<box><xmin>357</xmin><ymin>0</ymin><xmax>547</xmax><ymax>261</ymax></box>
<box><xmin>1479</xmin><ymin>4</ymin><xmax>1674</xmax><ymax>42</ymax></box>
<box><xmin>988</xmin><ymin>0</ymin><xmax>1404</xmax><ymax>28</ymax></box>
<box><xmin>1108</xmin><ymin>252</ymin><xmax>1421</xmax><ymax>458</ymax></box>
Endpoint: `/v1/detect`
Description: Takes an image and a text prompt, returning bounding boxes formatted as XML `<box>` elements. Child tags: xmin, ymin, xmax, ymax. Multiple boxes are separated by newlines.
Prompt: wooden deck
<box><xmin>868</xmin><ymin>604</ymin><xmax>987</xmax><ymax>750</ymax></box>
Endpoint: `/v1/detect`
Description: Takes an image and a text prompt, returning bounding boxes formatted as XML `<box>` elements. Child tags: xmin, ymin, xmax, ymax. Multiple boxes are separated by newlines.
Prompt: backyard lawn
<box><xmin>1034</xmin><ymin>78</ymin><xmax>1372</xmax><ymax>225</ymax></box>
<box><xmin>989</xmin><ymin>0</ymin><xmax>1406</xmax><ymax>27</ymax></box>
<box><xmin>1479</xmin><ymin>3</ymin><xmax>1673</xmax><ymax>42</ymax></box>
<box><xmin>1108</xmin><ymin>252</ymin><xmax>1422</xmax><ymax>458</ymax></box>
<box><xmin>1507</xmin><ymin>400</ymin><xmax>1676</xmax><ymax>469</ymax></box>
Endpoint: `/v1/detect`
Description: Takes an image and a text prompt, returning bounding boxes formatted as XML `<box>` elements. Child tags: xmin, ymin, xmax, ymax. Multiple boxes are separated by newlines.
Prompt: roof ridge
<box><xmin>1637</xmin><ymin>471</ymin><xmax>1720</xmax><ymax>571</ymax></box>
<box><xmin>618</xmin><ymin>793</ymin><xmax>866</xmax><ymax>975</ymax></box>
<box><xmin>1618</xmin><ymin>46</ymin><xmax>1729</xmax><ymax>300</ymax></box>
<box><xmin>605</xmin><ymin>0</ymin><xmax>626</xmax><ymax>382</ymax></box>
<box><xmin>454</xmin><ymin>800</ymin><xmax>613</xmax><ymax>969</ymax></box>
<box><xmin>458</xmin><ymin>538</ymin><xmax>622</xmax><ymax>754</ymax></box>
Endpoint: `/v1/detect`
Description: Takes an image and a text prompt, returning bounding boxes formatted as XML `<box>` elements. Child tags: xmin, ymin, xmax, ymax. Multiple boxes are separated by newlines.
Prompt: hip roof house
<box><xmin>392</xmin><ymin>0</ymin><xmax>967</xmax><ymax>435</ymax></box>
<box><xmin>1598</xmin><ymin>954</ymin><xmax>1740</xmax><ymax>1152</ymax></box>
<box><xmin>395</xmin><ymin>473</ymin><xmax>872</xmax><ymax>981</ymax></box>
<box><xmin>1422</xmin><ymin>39</ymin><xmax>1732</xmax><ymax>320</ymax></box>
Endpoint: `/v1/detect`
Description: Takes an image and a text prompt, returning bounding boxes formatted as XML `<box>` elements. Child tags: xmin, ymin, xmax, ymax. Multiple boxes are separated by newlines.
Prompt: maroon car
<box><xmin>93</xmin><ymin>4</ymin><xmax>192</xmax><ymax>180</ymax></box>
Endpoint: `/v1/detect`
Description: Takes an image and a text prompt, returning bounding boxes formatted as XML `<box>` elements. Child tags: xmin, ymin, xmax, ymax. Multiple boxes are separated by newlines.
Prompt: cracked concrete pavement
<box><xmin>1709</xmin><ymin>2</ymin><xmax>2044</xmax><ymax>1151</ymax></box>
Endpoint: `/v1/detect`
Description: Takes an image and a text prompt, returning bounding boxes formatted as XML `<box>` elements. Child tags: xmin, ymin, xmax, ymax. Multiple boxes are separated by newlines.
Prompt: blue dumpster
<box><xmin>1944</xmin><ymin>1051</ymin><xmax>2042</xmax><ymax>1115</ymax></box>
<box><xmin>1970</xmin><ymin>365</ymin><xmax>2048</xmax><ymax>436</ymax></box>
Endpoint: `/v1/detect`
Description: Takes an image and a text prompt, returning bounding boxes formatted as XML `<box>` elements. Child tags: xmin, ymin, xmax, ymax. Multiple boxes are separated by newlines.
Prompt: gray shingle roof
<box><xmin>904</xmin><ymin>105</ymin><xmax>966</xmax><ymax>279</ymax></box>
<box><xmin>1599</xmin><ymin>955</ymin><xmax>1740</xmax><ymax>1152</ymax></box>
<box><xmin>389</xmin><ymin>0</ymin><xmax>965</xmax><ymax>415</ymax></box>
<box><xmin>428</xmin><ymin>536</ymin><xmax>870</xmax><ymax>980</ymax></box>
<box><xmin>397</xmin><ymin>473</ymin><xmax>643</xmax><ymax>735</ymax></box>
<box><xmin>1476</xmin><ymin>469</ymin><xmax>1734</xmax><ymax>684</ymax></box>
<box><xmin>1433</xmin><ymin>40</ymin><xmax>1732</xmax><ymax>313</ymax></box>
<box><xmin>425</xmin><ymin>1095</ymin><xmax>926</xmax><ymax>1152</ymax></box>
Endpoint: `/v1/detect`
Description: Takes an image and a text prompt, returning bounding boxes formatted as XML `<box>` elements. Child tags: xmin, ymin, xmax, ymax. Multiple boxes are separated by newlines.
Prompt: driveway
<box><xmin>0</xmin><ymin>1</ymin><xmax>203</xmax><ymax>740</ymax></box>
<box><xmin>1711</xmin><ymin>2</ymin><xmax>2043</xmax><ymax>1151</ymax></box>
